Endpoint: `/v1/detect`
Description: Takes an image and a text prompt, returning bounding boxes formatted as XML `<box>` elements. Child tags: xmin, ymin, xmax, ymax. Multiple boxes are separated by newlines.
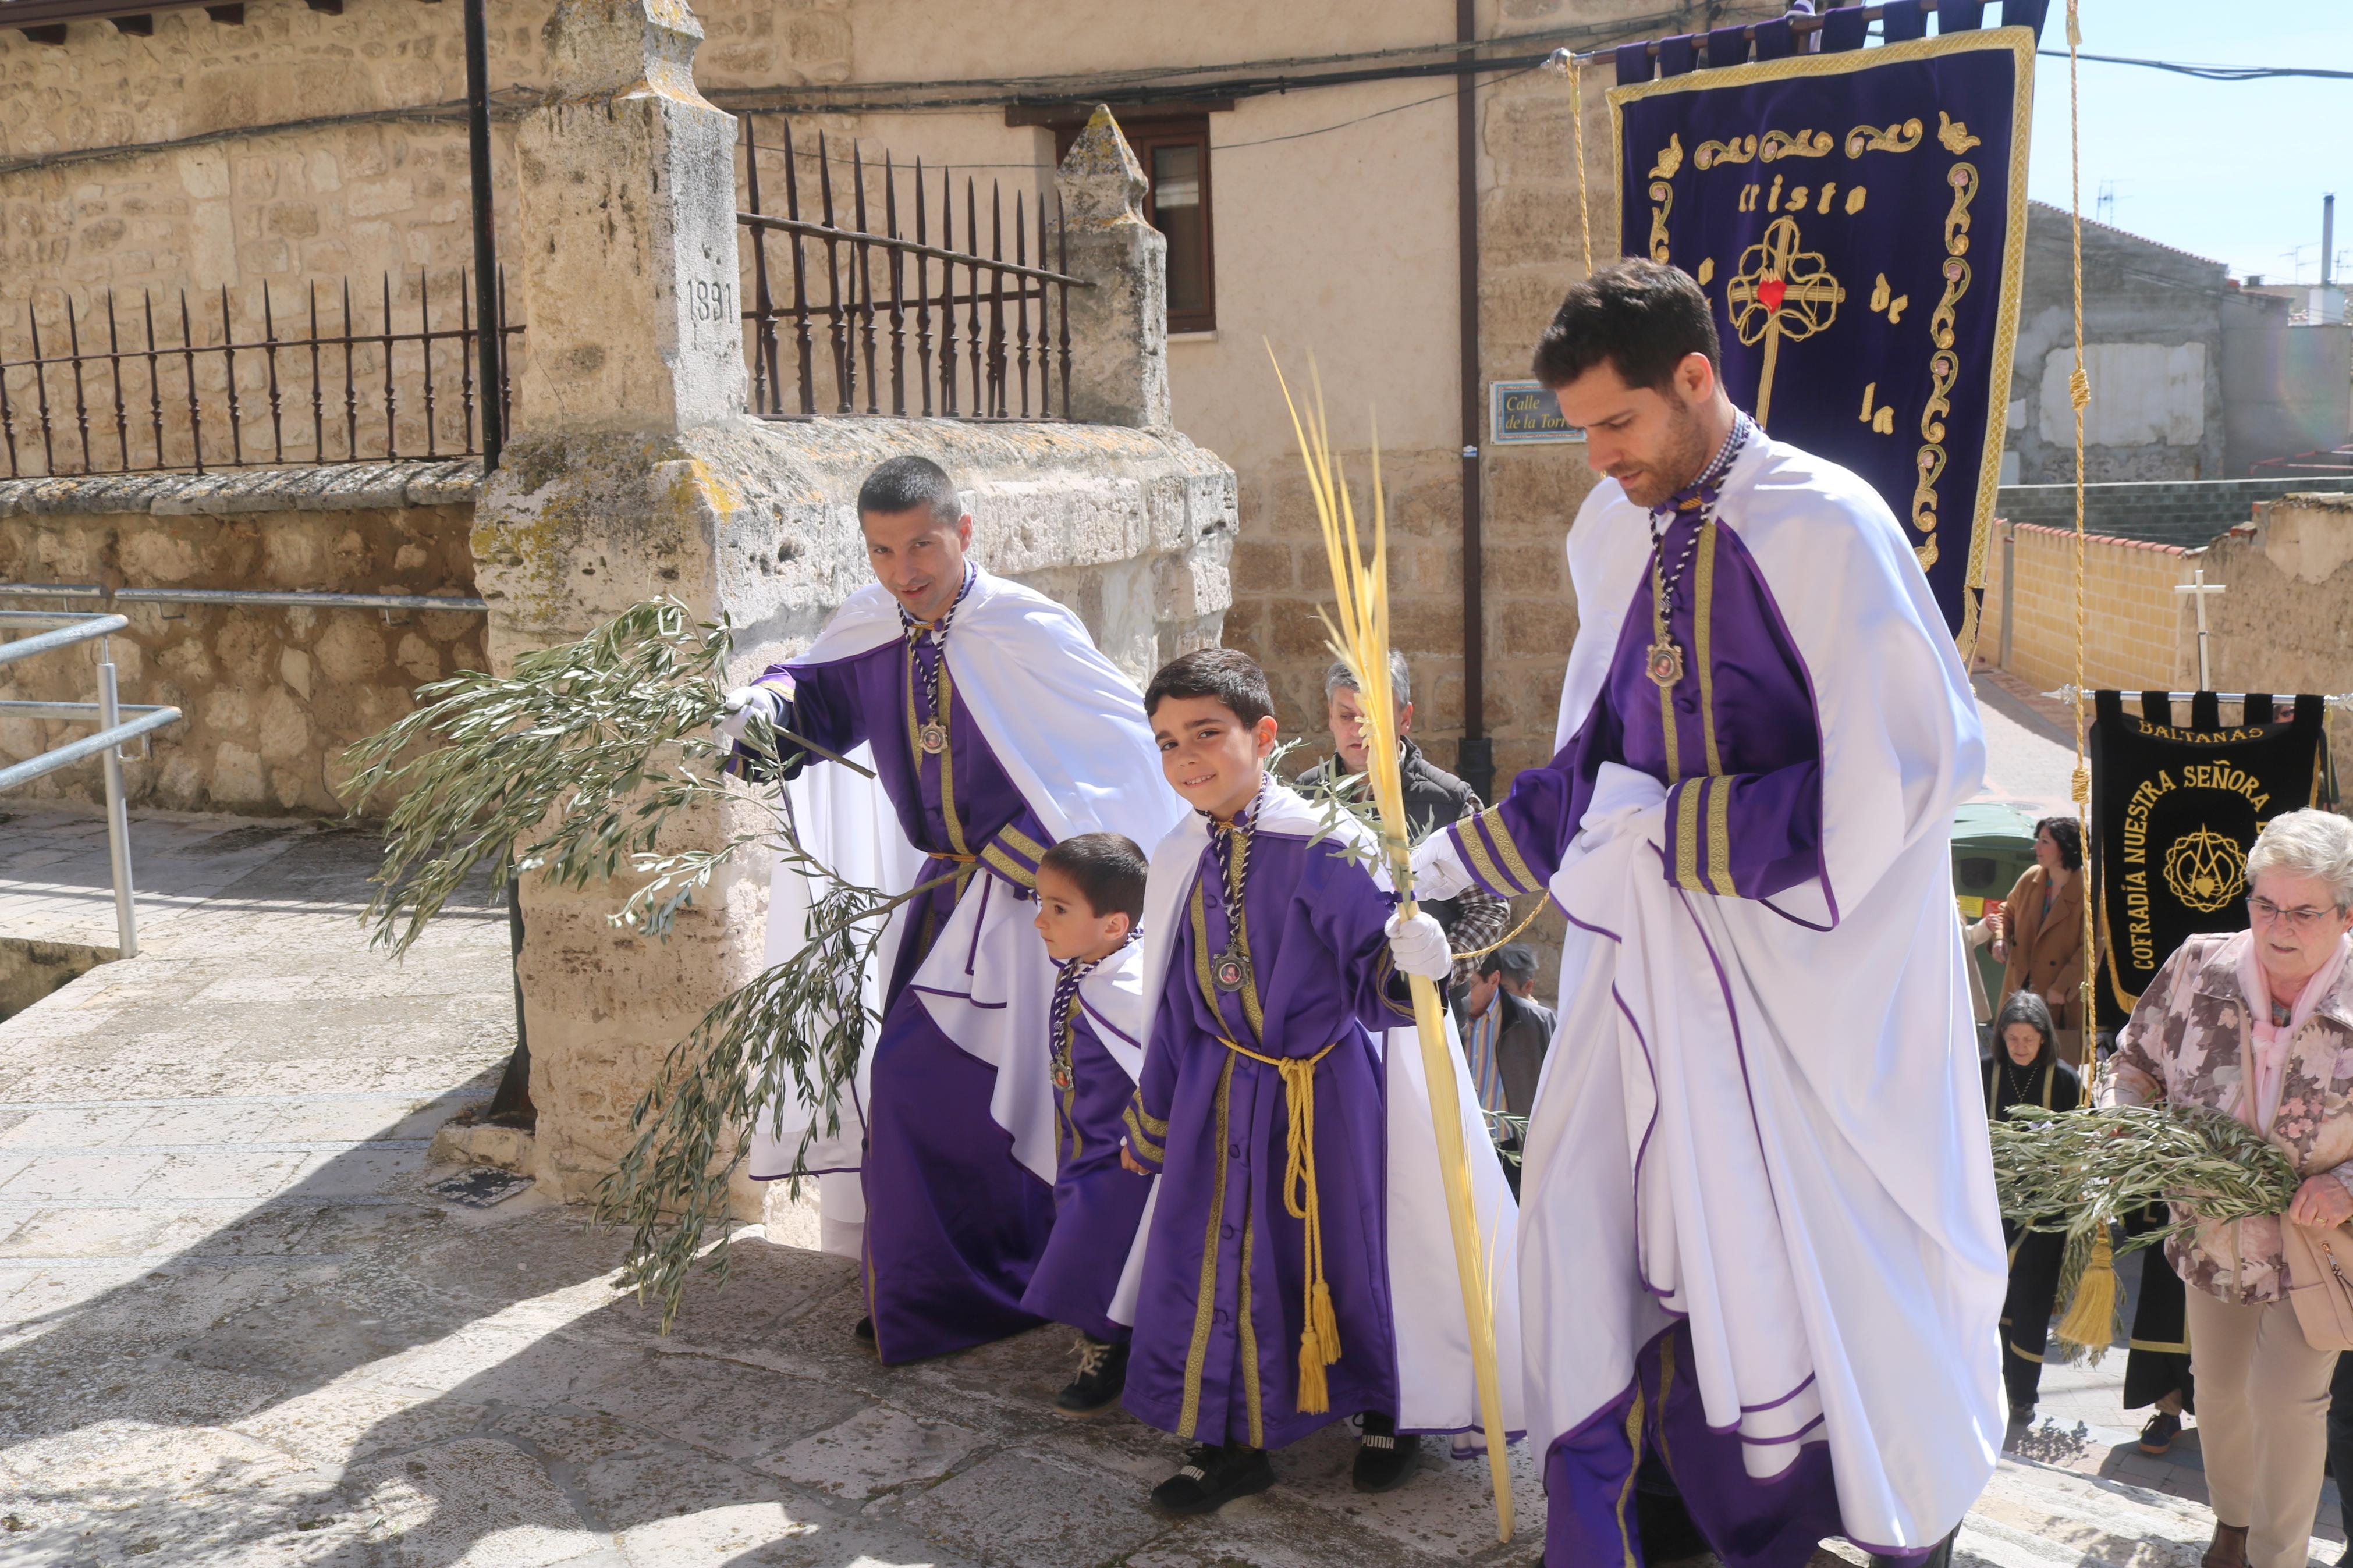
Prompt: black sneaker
<box><xmin>1352</xmin><ymin>1413</ymin><xmax>1422</xmax><ymax>1493</ymax></box>
<box><xmin>1053</xmin><ymin>1332</ymin><xmax>1129</xmax><ymax>1415</ymax></box>
<box><xmin>2139</xmin><ymin>1409</ymin><xmax>2182</xmax><ymax>1455</ymax></box>
<box><xmin>1149</xmin><ymin>1443</ymin><xmax>1275</xmax><ymax>1515</ymax></box>
<box><xmin>853</xmin><ymin>1315</ymin><xmax>876</xmax><ymax>1346</ymax></box>
<box><xmin>2008</xmin><ymin>1400</ymin><xmax>2036</xmax><ymax>1428</ymax></box>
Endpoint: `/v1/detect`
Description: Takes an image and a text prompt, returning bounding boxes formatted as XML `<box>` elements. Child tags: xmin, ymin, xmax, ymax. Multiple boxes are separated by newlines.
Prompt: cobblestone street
<box><xmin>0</xmin><ymin>801</ymin><xmax>2340</xmax><ymax>1566</ymax></box>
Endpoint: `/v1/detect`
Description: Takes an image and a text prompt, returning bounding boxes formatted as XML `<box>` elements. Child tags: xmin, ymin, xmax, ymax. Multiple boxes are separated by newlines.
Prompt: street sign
<box><xmin>1489</xmin><ymin>380</ymin><xmax>1585</xmax><ymax>446</ymax></box>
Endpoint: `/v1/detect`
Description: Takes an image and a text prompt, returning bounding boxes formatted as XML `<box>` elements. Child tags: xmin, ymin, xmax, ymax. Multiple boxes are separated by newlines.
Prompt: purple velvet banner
<box><xmin>1610</xmin><ymin>27</ymin><xmax>2036</xmax><ymax>656</ymax></box>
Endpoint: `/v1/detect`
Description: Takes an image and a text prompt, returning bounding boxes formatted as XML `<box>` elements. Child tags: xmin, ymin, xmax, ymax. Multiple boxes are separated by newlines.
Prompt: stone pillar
<box><xmin>469</xmin><ymin>0</ymin><xmax>767</xmax><ymax>1208</ymax></box>
<box><xmin>1055</xmin><ymin>108</ymin><xmax>1172</xmax><ymax>431</ymax></box>
<box><xmin>513</xmin><ymin>0</ymin><xmax>744</xmax><ymax>433</ymax></box>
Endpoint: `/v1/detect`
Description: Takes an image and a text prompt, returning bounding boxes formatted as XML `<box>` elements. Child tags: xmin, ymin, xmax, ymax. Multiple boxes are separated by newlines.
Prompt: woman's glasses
<box><xmin>2248</xmin><ymin>895</ymin><xmax>2344</xmax><ymax>933</ymax></box>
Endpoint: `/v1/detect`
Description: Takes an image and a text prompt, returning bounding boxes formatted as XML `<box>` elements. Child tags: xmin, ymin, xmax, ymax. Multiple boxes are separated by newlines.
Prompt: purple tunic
<box><xmin>1120</xmin><ymin>803</ymin><xmax>1414</xmax><ymax>1451</ymax></box>
<box><xmin>758</xmin><ymin>630</ymin><xmax>1057</xmax><ymax>1364</ymax></box>
<box><xmin>1019</xmin><ymin>977</ymin><xmax>1153</xmax><ymax>1343</ymax></box>
<box><xmin>1446</xmin><ymin>513</ymin><xmax>1858</xmax><ymax>1565</ymax></box>
<box><xmin>1450</xmin><ymin>510</ymin><xmax>1824</xmax><ymax>908</ymax></box>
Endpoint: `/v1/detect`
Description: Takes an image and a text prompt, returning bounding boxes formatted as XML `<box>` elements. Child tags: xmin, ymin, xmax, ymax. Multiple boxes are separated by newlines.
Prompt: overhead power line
<box><xmin>2043</xmin><ymin>48</ymin><xmax>2353</xmax><ymax>83</ymax></box>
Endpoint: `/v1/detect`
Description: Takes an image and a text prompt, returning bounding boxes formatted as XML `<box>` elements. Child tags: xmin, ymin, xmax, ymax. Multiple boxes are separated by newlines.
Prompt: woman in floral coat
<box><xmin>2102</xmin><ymin>808</ymin><xmax>2353</xmax><ymax>1568</ymax></box>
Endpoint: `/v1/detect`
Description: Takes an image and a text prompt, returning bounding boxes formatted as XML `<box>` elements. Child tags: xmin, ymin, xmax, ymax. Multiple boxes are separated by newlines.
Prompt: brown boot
<box><xmin>2202</xmin><ymin>1523</ymin><xmax>2248</xmax><ymax>1568</ymax></box>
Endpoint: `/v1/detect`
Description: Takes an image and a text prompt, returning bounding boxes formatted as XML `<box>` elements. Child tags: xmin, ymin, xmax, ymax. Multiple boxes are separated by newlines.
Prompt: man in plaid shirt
<box><xmin>1296</xmin><ymin>653</ymin><xmax>1511</xmax><ymax>991</ymax></box>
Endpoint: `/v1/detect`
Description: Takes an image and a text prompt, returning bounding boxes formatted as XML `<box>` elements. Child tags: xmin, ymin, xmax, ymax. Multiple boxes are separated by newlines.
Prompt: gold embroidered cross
<box><xmin>1725</xmin><ymin>215</ymin><xmax>1847</xmax><ymax>428</ymax></box>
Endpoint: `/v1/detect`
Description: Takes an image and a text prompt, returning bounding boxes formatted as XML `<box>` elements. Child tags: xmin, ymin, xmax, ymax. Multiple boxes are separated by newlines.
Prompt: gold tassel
<box><xmin>2054</xmin><ymin>1229</ymin><xmax>2117</xmax><ymax>1354</ymax></box>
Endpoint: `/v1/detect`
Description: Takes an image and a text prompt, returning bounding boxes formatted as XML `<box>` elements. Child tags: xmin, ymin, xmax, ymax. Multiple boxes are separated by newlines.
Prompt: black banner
<box><xmin>2091</xmin><ymin>691</ymin><xmax>2326</xmax><ymax>1030</ymax></box>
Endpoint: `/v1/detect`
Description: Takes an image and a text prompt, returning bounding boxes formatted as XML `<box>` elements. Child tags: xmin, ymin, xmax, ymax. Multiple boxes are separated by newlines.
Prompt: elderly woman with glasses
<box><xmin>2102</xmin><ymin>808</ymin><xmax>2353</xmax><ymax>1568</ymax></box>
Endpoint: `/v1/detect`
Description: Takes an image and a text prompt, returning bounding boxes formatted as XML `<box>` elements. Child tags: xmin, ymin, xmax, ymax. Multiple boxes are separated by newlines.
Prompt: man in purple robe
<box><xmin>1114</xmin><ymin>648</ymin><xmax>1465</xmax><ymax>1514</ymax></box>
<box><xmin>720</xmin><ymin>456</ymin><xmax>1183</xmax><ymax>1366</ymax></box>
<box><xmin>1412</xmin><ymin>261</ymin><xmax>2001</xmax><ymax>1567</ymax></box>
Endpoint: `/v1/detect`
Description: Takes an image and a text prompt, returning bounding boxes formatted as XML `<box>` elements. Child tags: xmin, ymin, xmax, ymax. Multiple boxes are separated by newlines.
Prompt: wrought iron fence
<box><xmin>735</xmin><ymin>115</ymin><xmax>1088</xmax><ymax>423</ymax></box>
<box><xmin>0</xmin><ymin>272</ymin><xmax>522</xmax><ymax>479</ymax></box>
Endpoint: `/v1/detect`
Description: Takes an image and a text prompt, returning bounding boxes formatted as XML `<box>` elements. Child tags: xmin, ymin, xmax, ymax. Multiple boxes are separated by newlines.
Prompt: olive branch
<box><xmin>337</xmin><ymin>598</ymin><xmax>921</xmax><ymax>1327</ymax></box>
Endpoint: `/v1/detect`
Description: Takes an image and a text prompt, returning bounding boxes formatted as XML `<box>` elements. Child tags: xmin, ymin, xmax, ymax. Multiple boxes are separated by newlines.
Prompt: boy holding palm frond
<box><xmin>1115</xmin><ymin>648</ymin><xmax>1521</xmax><ymax>1514</ymax></box>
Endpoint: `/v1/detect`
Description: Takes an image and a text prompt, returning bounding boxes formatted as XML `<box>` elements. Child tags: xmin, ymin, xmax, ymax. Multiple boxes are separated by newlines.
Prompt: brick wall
<box><xmin>1979</xmin><ymin>521</ymin><xmax>2195</xmax><ymax>695</ymax></box>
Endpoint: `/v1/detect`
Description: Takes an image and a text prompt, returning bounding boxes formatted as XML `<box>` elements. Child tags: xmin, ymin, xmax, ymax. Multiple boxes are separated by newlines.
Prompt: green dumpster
<box><xmin>1951</xmin><ymin>801</ymin><xmax>2042</xmax><ymax>1014</ymax></box>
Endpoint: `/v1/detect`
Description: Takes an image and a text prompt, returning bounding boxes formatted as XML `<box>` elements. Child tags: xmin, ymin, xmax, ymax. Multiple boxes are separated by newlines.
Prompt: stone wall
<box><xmin>0</xmin><ymin>461</ymin><xmax>482</xmax><ymax>813</ymax></box>
<box><xmin>2006</xmin><ymin>202</ymin><xmax>2228</xmax><ymax>485</ymax></box>
<box><xmin>1981</xmin><ymin>495</ymin><xmax>2353</xmax><ymax>771</ymax></box>
<box><xmin>1995</xmin><ymin>475</ymin><xmax>2353</xmax><ymax>547</ymax></box>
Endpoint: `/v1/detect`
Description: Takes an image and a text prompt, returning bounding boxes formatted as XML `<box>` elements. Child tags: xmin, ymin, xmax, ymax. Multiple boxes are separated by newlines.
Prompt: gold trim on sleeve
<box><xmin>996</xmin><ymin>823</ymin><xmax>1047</xmax><ymax>862</ymax></box>
<box><xmin>981</xmin><ymin>842</ymin><xmax>1036</xmax><ymax>888</ymax></box>
<box><xmin>1457</xmin><ymin>818</ymin><xmax>1513</xmax><ymax>898</ymax></box>
<box><xmin>1706</xmin><ymin>773</ymin><xmax>1736</xmax><ymax>896</ymax></box>
<box><xmin>1674</xmin><ymin>781</ymin><xmax>1704</xmax><ymax>892</ymax></box>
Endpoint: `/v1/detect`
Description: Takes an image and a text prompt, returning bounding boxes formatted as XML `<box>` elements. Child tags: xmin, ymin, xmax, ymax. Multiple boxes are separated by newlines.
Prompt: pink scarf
<box><xmin>2237</xmin><ymin>931</ymin><xmax>2351</xmax><ymax>1133</ymax></box>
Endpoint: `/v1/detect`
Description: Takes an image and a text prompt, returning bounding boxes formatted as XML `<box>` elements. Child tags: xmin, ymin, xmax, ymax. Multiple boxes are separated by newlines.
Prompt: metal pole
<box><xmin>95</xmin><ymin>642</ymin><xmax>139</xmax><ymax>958</ymax></box>
<box><xmin>1999</xmin><ymin>521</ymin><xmax>2015</xmax><ymax>670</ymax></box>
<box><xmin>464</xmin><ymin>0</ymin><xmax>503</xmax><ymax>472</ymax></box>
<box><xmin>1452</xmin><ymin>0</ymin><xmax>1492</xmax><ymax>804</ymax></box>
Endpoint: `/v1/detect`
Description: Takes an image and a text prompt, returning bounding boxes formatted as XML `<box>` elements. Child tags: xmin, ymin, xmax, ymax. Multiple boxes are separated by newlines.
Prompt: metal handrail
<box><xmin>0</xmin><ymin>610</ymin><xmax>183</xmax><ymax>957</ymax></box>
<box><xmin>0</xmin><ymin>583</ymin><xmax>488</xmax><ymax>613</ymax></box>
<box><xmin>0</xmin><ymin>612</ymin><xmax>128</xmax><ymax>667</ymax></box>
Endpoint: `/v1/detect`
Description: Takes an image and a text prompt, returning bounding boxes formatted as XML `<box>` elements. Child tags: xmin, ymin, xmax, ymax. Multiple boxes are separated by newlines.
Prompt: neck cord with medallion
<box><xmin>902</xmin><ymin>566</ymin><xmax>977</xmax><ymax>758</ymax></box>
<box><xmin>1206</xmin><ymin>778</ymin><xmax>1267</xmax><ymax>996</ymax></box>
<box><xmin>1644</xmin><ymin>411</ymin><xmax>1755</xmax><ymax>690</ymax></box>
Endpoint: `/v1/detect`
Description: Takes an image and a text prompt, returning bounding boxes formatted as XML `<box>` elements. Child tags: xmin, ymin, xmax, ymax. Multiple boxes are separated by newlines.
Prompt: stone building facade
<box><xmin>3</xmin><ymin>0</ymin><xmax>1755</xmax><ymax>816</ymax></box>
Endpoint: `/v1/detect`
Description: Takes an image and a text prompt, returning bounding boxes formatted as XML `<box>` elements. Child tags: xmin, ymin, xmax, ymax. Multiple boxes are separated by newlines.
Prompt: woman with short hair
<box><xmin>1982</xmin><ymin>991</ymin><xmax>2081</xmax><ymax>1427</ymax></box>
<box><xmin>1992</xmin><ymin>816</ymin><xmax>2088</xmax><ymax>1061</ymax></box>
<box><xmin>2102</xmin><ymin>808</ymin><xmax>2353</xmax><ymax>1568</ymax></box>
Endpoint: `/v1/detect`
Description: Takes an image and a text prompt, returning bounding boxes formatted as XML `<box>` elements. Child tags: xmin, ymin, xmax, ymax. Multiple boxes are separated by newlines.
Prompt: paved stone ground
<box><xmin>2</xmin><ymin>778</ymin><xmax>2346</xmax><ymax>1567</ymax></box>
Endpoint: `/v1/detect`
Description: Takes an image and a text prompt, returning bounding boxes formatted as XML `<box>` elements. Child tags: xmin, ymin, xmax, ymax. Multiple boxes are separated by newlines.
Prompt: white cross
<box><xmin>2174</xmin><ymin>567</ymin><xmax>2227</xmax><ymax>691</ymax></box>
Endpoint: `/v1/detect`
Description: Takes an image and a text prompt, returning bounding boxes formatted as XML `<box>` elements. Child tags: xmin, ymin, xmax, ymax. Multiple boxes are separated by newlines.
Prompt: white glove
<box><xmin>716</xmin><ymin>682</ymin><xmax>788</xmax><ymax>753</ymax></box>
<box><xmin>1385</xmin><ymin>909</ymin><xmax>1453</xmax><ymax>982</ymax></box>
<box><xmin>1408</xmin><ymin>831</ymin><xmax>1475</xmax><ymax>902</ymax></box>
<box><xmin>1574</xmin><ymin>760</ymin><xmax>1667</xmax><ymax>849</ymax></box>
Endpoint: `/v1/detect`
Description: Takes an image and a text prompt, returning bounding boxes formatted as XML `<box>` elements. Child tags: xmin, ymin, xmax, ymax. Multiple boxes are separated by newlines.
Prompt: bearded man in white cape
<box><xmin>1412</xmin><ymin>261</ymin><xmax>2004</xmax><ymax>1567</ymax></box>
<box><xmin>720</xmin><ymin>455</ymin><xmax>1185</xmax><ymax>1366</ymax></box>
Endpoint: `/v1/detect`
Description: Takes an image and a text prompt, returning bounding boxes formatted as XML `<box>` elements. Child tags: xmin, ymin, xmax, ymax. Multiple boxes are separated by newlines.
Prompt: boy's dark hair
<box><xmin>1478</xmin><ymin>942</ymin><xmax>1540</xmax><ymax>985</ymax></box>
<box><xmin>1038</xmin><ymin>832</ymin><xmax>1149</xmax><ymax>925</ymax></box>
<box><xmin>1531</xmin><ymin>259</ymin><xmax>1720</xmax><ymax>393</ymax></box>
<box><xmin>1144</xmin><ymin>647</ymin><xmax>1276</xmax><ymax>727</ymax></box>
<box><xmin>858</xmin><ymin>455</ymin><xmax>961</xmax><ymax>524</ymax></box>
<box><xmin>2034</xmin><ymin>815</ymin><xmax>2084</xmax><ymax>872</ymax></box>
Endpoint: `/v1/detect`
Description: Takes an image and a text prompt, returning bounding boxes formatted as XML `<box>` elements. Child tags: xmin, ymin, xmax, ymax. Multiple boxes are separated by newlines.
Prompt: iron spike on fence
<box><xmin>913</xmin><ymin>155</ymin><xmax>934</xmax><ymax>418</ymax></box>
<box><xmin>104</xmin><ymin>289</ymin><xmax>131</xmax><ymax>471</ymax></box>
<box><xmin>1014</xmin><ymin>189</ymin><xmax>1031</xmax><ymax>419</ymax></box>
<box><xmin>817</xmin><ymin>130</ymin><xmax>851</xmax><ymax>415</ymax></box>
<box><xmin>341</xmin><ymin>278</ymin><xmax>359</xmax><ymax>462</ymax></box>
<box><xmin>939</xmin><ymin>165</ymin><xmax>959</xmax><ymax>417</ymax></box>
<box><xmin>741</xmin><ymin>116</ymin><xmax>779</xmax><ymax>418</ymax></box>
<box><xmin>63</xmin><ymin>293</ymin><xmax>93</xmax><ymax>474</ymax></box>
<box><xmin>965</xmin><ymin>178</ymin><xmax>984</xmax><ymax>418</ymax></box>
<box><xmin>379</xmin><ymin>273</ymin><xmax>396</xmax><ymax>461</ymax></box>
<box><xmin>458</xmin><ymin>269</ymin><xmax>475</xmax><ymax>453</ymax></box>
<box><xmin>884</xmin><ymin>153</ymin><xmax>906</xmax><ymax>417</ymax></box>
<box><xmin>179</xmin><ymin>290</ymin><xmax>204</xmax><ymax>475</ymax></box>
<box><xmin>262</xmin><ymin>282</ymin><xmax>286</xmax><ymax>465</ymax></box>
<box><xmin>987</xmin><ymin>182</ymin><xmax>1007</xmax><ymax>419</ymax></box>
<box><xmin>852</xmin><ymin>141</ymin><xmax>879</xmax><ymax>416</ymax></box>
<box><xmin>418</xmin><ymin>268</ymin><xmax>438</xmax><ymax>458</ymax></box>
<box><xmin>1057</xmin><ymin>191</ymin><xmax>1073</xmax><ymax>419</ymax></box>
<box><xmin>141</xmin><ymin>289</ymin><xmax>165</xmax><ymax>471</ymax></box>
<box><xmin>219</xmin><ymin>283</ymin><xmax>244</xmax><ymax>467</ymax></box>
<box><xmin>27</xmin><ymin>302</ymin><xmax>56</xmax><ymax>477</ymax></box>
<box><xmin>780</xmin><ymin>117</ymin><xmax>815</xmax><ymax>417</ymax></box>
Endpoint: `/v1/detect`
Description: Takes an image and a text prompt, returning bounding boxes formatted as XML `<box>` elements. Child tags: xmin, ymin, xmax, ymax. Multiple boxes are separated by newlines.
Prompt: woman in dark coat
<box><xmin>1983</xmin><ymin>990</ymin><xmax>2082</xmax><ymax>1425</ymax></box>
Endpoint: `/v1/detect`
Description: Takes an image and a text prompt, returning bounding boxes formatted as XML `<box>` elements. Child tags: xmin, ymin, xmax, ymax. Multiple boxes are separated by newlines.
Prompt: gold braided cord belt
<box><xmin>1216</xmin><ymin>1033</ymin><xmax>1344</xmax><ymax>1413</ymax></box>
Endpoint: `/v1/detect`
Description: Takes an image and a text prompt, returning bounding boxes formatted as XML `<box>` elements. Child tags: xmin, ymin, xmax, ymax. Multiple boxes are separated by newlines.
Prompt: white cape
<box><xmin>1115</xmin><ymin>782</ymin><xmax>1526</xmax><ymax>1441</ymax></box>
<box><xmin>1517</xmin><ymin>436</ymin><xmax>2004</xmax><ymax>1549</ymax></box>
<box><xmin>746</xmin><ymin>570</ymin><xmax>1186</xmax><ymax>1262</ymax></box>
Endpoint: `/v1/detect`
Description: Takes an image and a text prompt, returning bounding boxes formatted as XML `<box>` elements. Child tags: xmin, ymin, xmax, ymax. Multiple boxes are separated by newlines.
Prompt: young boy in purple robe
<box><xmin>1115</xmin><ymin>648</ymin><xmax>1456</xmax><ymax>1514</ymax></box>
<box><xmin>1022</xmin><ymin>831</ymin><xmax>1154</xmax><ymax>1415</ymax></box>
